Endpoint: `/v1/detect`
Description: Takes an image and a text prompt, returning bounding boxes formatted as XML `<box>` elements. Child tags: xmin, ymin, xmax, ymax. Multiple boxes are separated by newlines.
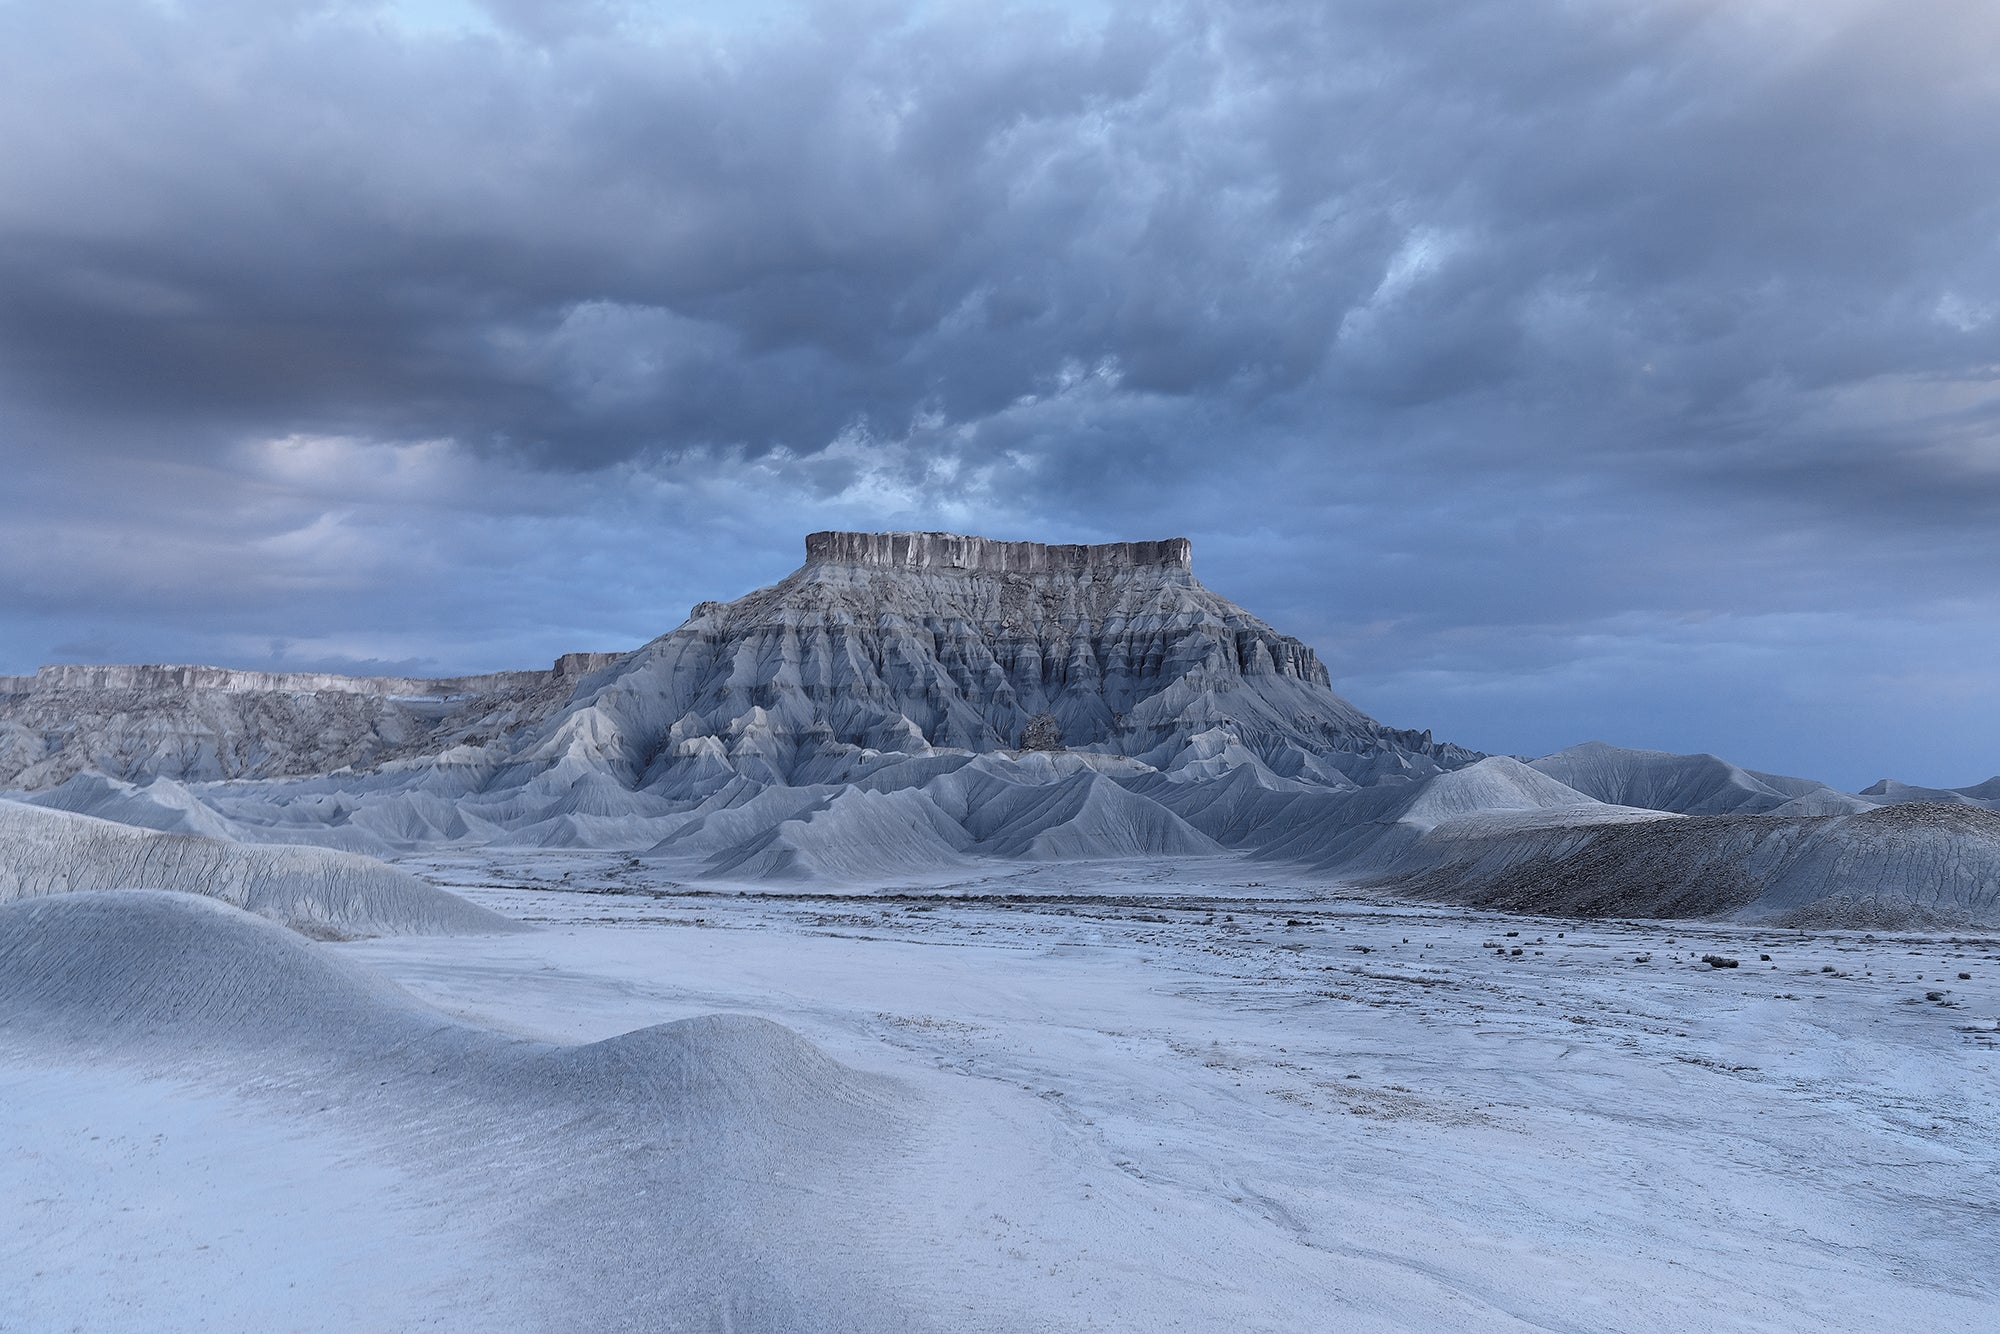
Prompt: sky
<box><xmin>2</xmin><ymin>0</ymin><xmax>1998</xmax><ymax>790</ymax></box>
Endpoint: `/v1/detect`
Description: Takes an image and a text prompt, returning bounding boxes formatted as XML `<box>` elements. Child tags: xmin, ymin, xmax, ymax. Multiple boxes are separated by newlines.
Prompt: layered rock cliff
<box><xmin>491</xmin><ymin>530</ymin><xmax>1472</xmax><ymax>799</ymax></box>
<box><xmin>0</xmin><ymin>653</ymin><xmax>622</xmax><ymax>700</ymax></box>
<box><xmin>0</xmin><ymin>653</ymin><xmax>626</xmax><ymax>788</ymax></box>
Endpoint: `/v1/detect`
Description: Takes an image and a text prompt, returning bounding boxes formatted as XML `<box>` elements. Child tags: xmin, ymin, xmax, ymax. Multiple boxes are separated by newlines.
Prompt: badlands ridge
<box><xmin>3</xmin><ymin>530</ymin><xmax>1997</xmax><ymax>928</ymax></box>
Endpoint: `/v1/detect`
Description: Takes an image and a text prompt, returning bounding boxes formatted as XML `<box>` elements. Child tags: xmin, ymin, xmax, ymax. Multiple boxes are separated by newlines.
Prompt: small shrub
<box><xmin>1018</xmin><ymin>712</ymin><xmax>1065</xmax><ymax>751</ymax></box>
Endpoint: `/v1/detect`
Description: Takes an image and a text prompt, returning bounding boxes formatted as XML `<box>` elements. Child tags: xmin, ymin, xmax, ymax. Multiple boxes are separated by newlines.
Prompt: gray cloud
<box><xmin>3</xmin><ymin>0</ymin><xmax>1999</xmax><ymax>788</ymax></box>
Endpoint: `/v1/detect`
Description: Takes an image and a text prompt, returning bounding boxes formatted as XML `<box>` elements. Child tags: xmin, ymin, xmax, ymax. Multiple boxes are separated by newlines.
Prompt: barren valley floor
<box><xmin>7</xmin><ymin>853</ymin><xmax>1998</xmax><ymax>1332</ymax></box>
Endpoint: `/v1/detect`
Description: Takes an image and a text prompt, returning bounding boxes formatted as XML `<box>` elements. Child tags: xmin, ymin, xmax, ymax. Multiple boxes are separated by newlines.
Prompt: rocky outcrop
<box><xmin>0</xmin><ymin>653</ymin><xmax>628</xmax><ymax>788</ymax></box>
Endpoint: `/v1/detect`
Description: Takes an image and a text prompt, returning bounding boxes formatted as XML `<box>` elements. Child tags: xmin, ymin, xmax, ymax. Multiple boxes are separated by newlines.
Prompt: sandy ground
<box><xmin>0</xmin><ymin>1062</ymin><xmax>520</xmax><ymax>1333</ymax></box>
<box><xmin>6</xmin><ymin>851</ymin><xmax>1998</xmax><ymax>1331</ymax></box>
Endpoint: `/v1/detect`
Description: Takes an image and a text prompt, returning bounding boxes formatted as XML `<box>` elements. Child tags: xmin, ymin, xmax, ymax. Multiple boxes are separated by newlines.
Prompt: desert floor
<box><xmin>6</xmin><ymin>853</ymin><xmax>1997</xmax><ymax>1332</ymax></box>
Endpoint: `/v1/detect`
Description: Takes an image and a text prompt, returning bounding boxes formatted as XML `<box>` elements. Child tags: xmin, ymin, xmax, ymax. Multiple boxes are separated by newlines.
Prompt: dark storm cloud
<box><xmin>4</xmin><ymin>0</ymin><xmax>1995</xmax><ymax>475</ymax></box>
<box><xmin>4</xmin><ymin>0</ymin><xmax>2000</xmax><ymax>787</ymax></box>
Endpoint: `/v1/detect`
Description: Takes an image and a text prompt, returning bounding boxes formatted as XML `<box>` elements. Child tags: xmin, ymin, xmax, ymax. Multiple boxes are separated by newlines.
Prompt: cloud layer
<box><xmin>4</xmin><ymin>0</ymin><xmax>1999</xmax><ymax>788</ymax></box>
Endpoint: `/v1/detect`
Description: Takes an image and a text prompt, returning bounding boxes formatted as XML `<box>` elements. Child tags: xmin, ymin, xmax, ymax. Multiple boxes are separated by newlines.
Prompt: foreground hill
<box><xmin>1361</xmin><ymin>783</ymin><xmax>2000</xmax><ymax>928</ymax></box>
<box><xmin>0</xmin><ymin>800</ymin><xmax>517</xmax><ymax>937</ymax></box>
<box><xmin>0</xmin><ymin>890</ymin><xmax>906</xmax><ymax>1329</ymax></box>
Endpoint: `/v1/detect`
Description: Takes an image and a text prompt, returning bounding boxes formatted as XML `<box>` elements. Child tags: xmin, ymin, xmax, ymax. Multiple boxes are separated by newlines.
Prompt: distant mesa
<box><xmin>0</xmin><ymin>652</ymin><xmax>632</xmax><ymax>789</ymax></box>
<box><xmin>0</xmin><ymin>651</ymin><xmax>623</xmax><ymax>700</ymax></box>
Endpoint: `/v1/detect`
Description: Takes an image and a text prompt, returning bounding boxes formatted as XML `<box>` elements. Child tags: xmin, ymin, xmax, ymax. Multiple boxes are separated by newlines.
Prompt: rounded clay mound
<box><xmin>0</xmin><ymin>798</ymin><xmax>522</xmax><ymax>938</ymax></box>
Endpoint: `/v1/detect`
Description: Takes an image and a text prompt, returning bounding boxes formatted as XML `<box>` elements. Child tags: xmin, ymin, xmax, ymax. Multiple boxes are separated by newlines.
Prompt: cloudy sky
<box><xmin>3</xmin><ymin>0</ymin><xmax>1998</xmax><ymax>789</ymax></box>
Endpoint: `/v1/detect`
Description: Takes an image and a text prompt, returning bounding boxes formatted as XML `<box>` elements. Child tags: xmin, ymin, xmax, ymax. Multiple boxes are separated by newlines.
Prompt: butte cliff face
<box><xmin>496</xmin><ymin>530</ymin><xmax>1471</xmax><ymax>799</ymax></box>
